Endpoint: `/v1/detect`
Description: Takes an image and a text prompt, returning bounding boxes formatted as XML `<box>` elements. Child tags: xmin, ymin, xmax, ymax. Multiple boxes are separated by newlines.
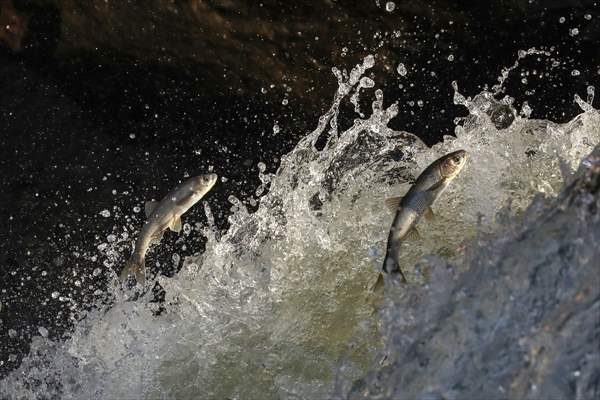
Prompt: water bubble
<box><xmin>8</xmin><ymin>329</ymin><xmax>17</xmax><ymax>338</ymax></box>
<box><xmin>559</xmin><ymin>17</ymin><xmax>565</xmax><ymax>23</ymax></box>
<box><xmin>129</xmin><ymin>133</ymin><xmax>136</xmax><ymax>139</ymax></box>
<box><xmin>571</xmin><ymin>69</ymin><xmax>581</xmax><ymax>76</ymax></box>
<box><xmin>447</xmin><ymin>54</ymin><xmax>454</xmax><ymax>61</ymax></box>
<box><xmin>282</xmin><ymin>99</ymin><xmax>288</xmax><ymax>105</ymax></box>
<box><xmin>520</xmin><ymin>102</ymin><xmax>532</xmax><ymax>118</ymax></box>
<box><xmin>273</xmin><ymin>124</ymin><xmax>280</xmax><ymax>134</ymax></box>
<box><xmin>99</xmin><ymin>210</ymin><xmax>111</xmax><ymax>218</ymax></box>
<box><xmin>417</xmin><ymin>100</ymin><xmax>424</xmax><ymax>107</ymax></box>
<box><xmin>569</xmin><ymin>28</ymin><xmax>579</xmax><ymax>36</ymax></box>
<box><xmin>396</xmin><ymin>63</ymin><xmax>407</xmax><ymax>76</ymax></box>
<box><xmin>584</xmin><ymin>14</ymin><xmax>592</xmax><ymax>20</ymax></box>
<box><xmin>385</xmin><ymin>1</ymin><xmax>395</xmax><ymax>12</ymax></box>
<box><xmin>51</xmin><ymin>291</ymin><xmax>60</xmax><ymax>299</ymax></box>
<box><xmin>133</xmin><ymin>206</ymin><xmax>141</xmax><ymax>213</ymax></box>
<box><xmin>586</xmin><ymin>86</ymin><xmax>595</xmax><ymax>105</ymax></box>
<box><xmin>107</xmin><ymin>234</ymin><xmax>117</xmax><ymax>243</ymax></box>
<box><xmin>92</xmin><ymin>268</ymin><xmax>102</xmax><ymax>277</ymax></box>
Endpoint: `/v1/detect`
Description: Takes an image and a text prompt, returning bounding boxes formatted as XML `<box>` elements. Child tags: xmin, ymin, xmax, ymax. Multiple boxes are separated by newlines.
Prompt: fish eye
<box><xmin>453</xmin><ymin>156</ymin><xmax>461</xmax><ymax>164</ymax></box>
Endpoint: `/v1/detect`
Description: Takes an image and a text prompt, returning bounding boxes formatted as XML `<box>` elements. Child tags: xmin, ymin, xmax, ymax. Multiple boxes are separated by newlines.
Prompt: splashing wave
<box><xmin>2</xmin><ymin>54</ymin><xmax>598</xmax><ymax>400</ymax></box>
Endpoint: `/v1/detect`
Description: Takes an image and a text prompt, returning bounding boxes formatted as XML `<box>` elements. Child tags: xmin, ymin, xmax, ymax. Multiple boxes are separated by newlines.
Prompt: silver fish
<box><xmin>120</xmin><ymin>173</ymin><xmax>218</xmax><ymax>286</ymax></box>
<box><xmin>378</xmin><ymin>150</ymin><xmax>468</xmax><ymax>285</ymax></box>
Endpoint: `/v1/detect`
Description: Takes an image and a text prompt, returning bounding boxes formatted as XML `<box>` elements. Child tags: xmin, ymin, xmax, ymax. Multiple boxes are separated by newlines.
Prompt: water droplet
<box><xmin>396</xmin><ymin>63</ymin><xmax>407</xmax><ymax>76</ymax></box>
<box><xmin>520</xmin><ymin>102</ymin><xmax>532</xmax><ymax>118</ymax></box>
<box><xmin>385</xmin><ymin>1</ymin><xmax>395</xmax><ymax>12</ymax></box>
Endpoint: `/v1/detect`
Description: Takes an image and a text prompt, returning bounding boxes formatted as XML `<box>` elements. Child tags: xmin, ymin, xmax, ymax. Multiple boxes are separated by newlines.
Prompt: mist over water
<box><xmin>1</xmin><ymin>53</ymin><xmax>599</xmax><ymax>399</ymax></box>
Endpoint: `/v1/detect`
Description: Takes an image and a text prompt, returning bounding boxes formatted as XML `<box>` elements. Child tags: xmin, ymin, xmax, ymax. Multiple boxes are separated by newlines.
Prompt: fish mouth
<box><xmin>206</xmin><ymin>173</ymin><xmax>218</xmax><ymax>183</ymax></box>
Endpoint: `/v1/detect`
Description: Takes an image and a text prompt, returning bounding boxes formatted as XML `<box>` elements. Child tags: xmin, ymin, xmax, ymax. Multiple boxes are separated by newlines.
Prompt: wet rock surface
<box><xmin>347</xmin><ymin>145</ymin><xmax>600</xmax><ymax>399</ymax></box>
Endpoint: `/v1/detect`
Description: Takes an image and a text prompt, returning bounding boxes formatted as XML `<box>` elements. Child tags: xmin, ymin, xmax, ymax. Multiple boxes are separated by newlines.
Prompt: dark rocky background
<box><xmin>0</xmin><ymin>0</ymin><xmax>599</xmax><ymax>379</ymax></box>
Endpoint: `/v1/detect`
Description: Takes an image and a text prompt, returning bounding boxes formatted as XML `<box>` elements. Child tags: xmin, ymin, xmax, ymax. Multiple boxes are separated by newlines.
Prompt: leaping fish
<box><xmin>120</xmin><ymin>173</ymin><xmax>218</xmax><ymax>286</ymax></box>
<box><xmin>375</xmin><ymin>150</ymin><xmax>468</xmax><ymax>288</ymax></box>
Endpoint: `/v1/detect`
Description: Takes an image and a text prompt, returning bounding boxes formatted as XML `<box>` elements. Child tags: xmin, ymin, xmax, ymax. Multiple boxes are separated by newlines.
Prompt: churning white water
<box><xmin>1</xmin><ymin>54</ymin><xmax>598</xmax><ymax>399</ymax></box>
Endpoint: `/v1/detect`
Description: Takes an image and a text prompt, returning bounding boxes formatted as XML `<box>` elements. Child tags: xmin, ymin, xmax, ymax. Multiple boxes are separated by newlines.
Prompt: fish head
<box><xmin>439</xmin><ymin>150</ymin><xmax>468</xmax><ymax>179</ymax></box>
<box><xmin>191</xmin><ymin>173</ymin><xmax>218</xmax><ymax>195</ymax></box>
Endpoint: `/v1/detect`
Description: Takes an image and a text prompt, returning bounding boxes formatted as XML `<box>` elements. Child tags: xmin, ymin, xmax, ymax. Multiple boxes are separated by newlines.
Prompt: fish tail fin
<box><xmin>371</xmin><ymin>272</ymin><xmax>385</xmax><ymax>293</ymax></box>
<box><xmin>382</xmin><ymin>255</ymin><xmax>408</xmax><ymax>284</ymax></box>
<box><xmin>119</xmin><ymin>257</ymin><xmax>146</xmax><ymax>287</ymax></box>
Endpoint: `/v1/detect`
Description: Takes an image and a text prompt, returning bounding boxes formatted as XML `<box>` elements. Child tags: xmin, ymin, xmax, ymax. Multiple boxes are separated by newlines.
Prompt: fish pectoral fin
<box><xmin>405</xmin><ymin>227</ymin><xmax>421</xmax><ymax>241</ymax></box>
<box><xmin>426</xmin><ymin>178</ymin><xmax>447</xmax><ymax>192</ymax></box>
<box><xmin>145</xmin><ymin>201</ymin><xmax>159</xmax><ymax>217</ymax></box>
<box><xmin>385</xmin><ymin>196</ymin><xmax>403</xmax><ymax>212</ymax></box>
<box><xmin>424</xmin><ymin>207</ymin><xmax>435</xmax><ymax>221</ymax></box>
<box><xmin>169</xmin><ymin>217</ymin><xmax>182</xmax><ymax>233</ymax></box>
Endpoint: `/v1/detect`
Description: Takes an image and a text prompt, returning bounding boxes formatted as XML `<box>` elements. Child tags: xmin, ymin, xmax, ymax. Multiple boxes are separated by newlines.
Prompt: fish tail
<box><xmin>382</xmin><ymin>254</ymin><xmax>408</xmax><ymax>283</ymax></box>
<box><xmin>371</xmin><ymin>272</ymin><xmax>385</xmax><ymax>293</ymax></box>
<box><xmin>119</xmin><ymin>257</ymin><xmax>146</xmax><ymax>286</ymax></box>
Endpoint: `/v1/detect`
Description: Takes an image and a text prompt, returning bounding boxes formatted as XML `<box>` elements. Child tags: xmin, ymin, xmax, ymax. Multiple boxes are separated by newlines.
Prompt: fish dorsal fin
<box><xmin>169</xmin><ymin>217</ymin><xmax>182</xmax><ymax>233</ymax></box>
<box><xmin>404</xmin><ymin>227</ymin><xmax>421</xmax><ymax>241</ymax></box>
<box><xmin>145</xmin><ymin>201</ymin><xmax>159</xmax><ymax>217</ymax></box>
<box><xmin>424</xmin><ymin>207</ymin><xmax>435</xmax><ymax>221</ymax></box>
<box><xmin>385</xmin><ymin>196</ymin><xmax>403</xmax><ymax>212</ymax></box>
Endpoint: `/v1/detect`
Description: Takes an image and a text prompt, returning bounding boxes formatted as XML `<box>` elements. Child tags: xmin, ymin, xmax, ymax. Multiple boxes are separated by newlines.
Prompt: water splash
<box><xmin>1</xmin><ymin>53</ymin><xmax>598</xmax><ymax>399</ymax></box>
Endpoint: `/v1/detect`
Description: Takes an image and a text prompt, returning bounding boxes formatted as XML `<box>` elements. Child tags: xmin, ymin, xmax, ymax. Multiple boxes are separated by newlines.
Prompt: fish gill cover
<box><xmin>1</xmin><ymin>54</ymin><xmax>599</xmax><ymax>399</ymax></box>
